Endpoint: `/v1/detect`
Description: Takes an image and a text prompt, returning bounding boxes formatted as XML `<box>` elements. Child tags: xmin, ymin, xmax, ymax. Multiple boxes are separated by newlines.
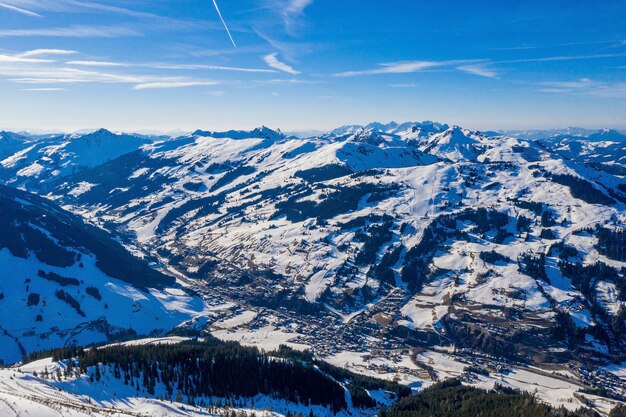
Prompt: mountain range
<box><xmin>0</xmin><ymin>121</ymin><xmax>625</xmax><ymax>414</ymax></box>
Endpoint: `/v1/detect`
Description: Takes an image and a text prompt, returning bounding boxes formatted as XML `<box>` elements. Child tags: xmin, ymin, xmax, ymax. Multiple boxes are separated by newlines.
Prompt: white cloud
<box><xmin>154</xmin><ymin>63</ymin><xmax>275</xmax><ymax>73</ymax></box>
<box><xmin>19</xmin><ymin>49</ymin><xmax>77</xmax><ymax>57</ymax></box>
<box><xmin>0</xmin><ymin>48</ymin><xmax>262</xmax><ymax>91</ymax></box>
<box><xmin>282</xmin><ymin>0</ymin><xmax>313</xmax><ymax>33</ymax></box>
<box><xmin>7</xmin><ymin>68</ymin><xmax>143</xmax><ymax>84</ymax></box>
<box><xmin>255</xmin><ymin>78</ymin><xmax>319</xmax><ymax>85</ymax></box>
<box><xmin>0</xmin><ymin>1</ymin><xmax>40</xmax><ymax>16</ymax></box>
<box><xmin>23</xmin><ymin>87</ymin><xmax>65</xmax><ymax>91</ymax></box>
<box><xmin>0</xmin><ymin>24</ymin><xmax>140</xmax><ymax>37</ymax></box>
<box><xmin>0</xmin><ymin>50</ymin><xmax>77</xmax><ymax>65</ymax></box>
<box><xmin>284</xmin><ymin>0</ymin><xmax>313</xmax><ymax>16</ymax></box>
<box><xmin>1</xmin><ymin>63</ymin><xmax>148</xmax><ymax>85</ymax></box>
<box><xmin>457</xmin><ymin>64</ymin><xmax>498</xmax><ymax>78</ymax></box>
<box><xmin>336</xmin><ymin>59</ymin><xmax>500</xmax><ymax>78</ymax></box>
<box><xmin>334</xmin><ymin>52</ymin><xmax>626</xmax><ymax>81</ymax></box>
<box><xmin>66</xmin><ymin>60</ymin><xmax>126</xmax><ymax>67</ymax></box>
<box><xmin>0</xmin><ymin>0</ymin><xmax>159</xmax><ymax>18</ymax></box>
<box><xmin>0</xmin><ymin>54</ymin><xmax>53</xmax><ymax>63</ymax></box>
<box><xmin>502</xmin><ymin>52</ymin><xmax>626</xmax><ymax>64</ymax></box>
<box><xmin>64</xmin><ymin>60</ymin><xmax>277</xmax><ymax>73</ymax></box>
<box><xmin>390</xmin><ymin>83</ymin><xmax>418</xmax><ymax>88</ymax></box>
<box><xmin>133</xmin><ymin>81</ymin><xmax>218</xmax><ymax>90</ymax></box>
<box><xmin>541</xmin><ymin>78</ymin><xmax>595</xmax><ymax>90</ymax></box>
<box><xmin>334</xmin><ymin>61</ymin><xmax>439</xmax><ymax>77</ymax></box>
<box><xmin>539</xmin><ymin>78</ymin><xmax>626</xmax><ymax>98</ymax></box>
<box><xmin>263</xmin><ymin>53</ymin><xmax>300</xmax><ymax>75</ymax></box>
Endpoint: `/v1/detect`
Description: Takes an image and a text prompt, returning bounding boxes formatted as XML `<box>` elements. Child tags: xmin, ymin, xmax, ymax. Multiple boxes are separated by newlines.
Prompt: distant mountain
<box><xmin>193</xmin><ymin>125</ymin><xmax>286</xmax><ymax>141</ymax></box>
<box><xmin>0</xmin><ymin>129</ymin><xmax>154</xmax><ymax>187</ymax></box>
<box><xmin>0</xmin><ymin>131</ymin><xmax>32</xmax><ymax>161</ymax></box>
<box><xmin>587</xmin><ymin>128</ymin><xmax>626</xmax><ymax>142</ymax></box>
<box><xmin>329</xmin><ymin>121</ymin><xmax>448</xmax><ymax>137</ymax></box>
<box><xmin>501</xmin><ymin>127</ymin><xmax>626</xmax><ymax>142</ymax></box>
<box><xmin>538</xmin><ymin>130</ymin><xmax>626</xmax><ymax>176</ymax></box>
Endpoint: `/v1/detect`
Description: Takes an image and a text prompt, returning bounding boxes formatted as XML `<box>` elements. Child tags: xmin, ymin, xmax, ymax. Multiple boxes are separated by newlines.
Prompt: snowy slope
<box><xmin>0</xmin><ymin>185</ymin><xmax>208</xmax><ymax>364</ymax></box>
<box><xmin>0</xmin><ymin>356</ymin><xmax>383</xmax><ymax>417</ymax></box>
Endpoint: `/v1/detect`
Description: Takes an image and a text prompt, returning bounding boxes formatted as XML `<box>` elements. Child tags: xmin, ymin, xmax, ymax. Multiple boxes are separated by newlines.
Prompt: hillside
<box><xmin>0</xmin><ymin>336</ymin><xmax>403</xmax><ymax>417</ymax></box>
<box><xmin>0</xmin><ymin>185</ymin><xmax>207</xmax><ymax>364</ymax></box>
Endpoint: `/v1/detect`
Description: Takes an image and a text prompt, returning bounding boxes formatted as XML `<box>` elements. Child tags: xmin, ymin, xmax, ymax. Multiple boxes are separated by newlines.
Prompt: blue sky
<box><xmin>0</xmin><ymin>0</ymin><xmax>625</xmax><ymax>132</ymax></box>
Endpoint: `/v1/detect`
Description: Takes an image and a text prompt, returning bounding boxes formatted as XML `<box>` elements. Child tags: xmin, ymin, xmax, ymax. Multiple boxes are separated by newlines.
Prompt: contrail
<box><xmin>212</xmin><ymin>0</ymin><xmax>237</xmax><ymax>48</ymax></box>
<box><xmin>0</xmin><ymin>2</ymin><xmax>42</xmax><ymax>17</ymax></box>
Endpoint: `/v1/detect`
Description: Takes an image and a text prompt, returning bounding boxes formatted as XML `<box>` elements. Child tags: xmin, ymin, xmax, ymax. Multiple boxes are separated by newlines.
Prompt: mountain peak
<box><xmin>192</xmin><ymin>126</ymin><xmax>285</xmax><ymax>141</ymax></box>
<box><xmin>329</xmin><ymin>120</ymin><xmax>449</xmax><ymax>138</ymax></box>
<box><xmin>0</xmin><ymin>131</ymin><xmax>26</xmax><ymax>141</ymax></box>
<box><xmin>71</xmin><ymin>128</ymin><xmax>116</xmax><ymax>140</ymax></box>
<box><xmin>251</xmin><ymin>125</ymin><xmax>285</xmax><ymax>140</ymax></box>
<box><xmin>588</xmin><ymin>128</ymin><xmax>626</xmax><ymax>142</ymax></box>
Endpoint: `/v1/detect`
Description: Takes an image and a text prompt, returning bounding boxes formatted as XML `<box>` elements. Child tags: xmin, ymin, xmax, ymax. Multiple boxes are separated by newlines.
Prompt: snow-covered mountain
<box><xmin>499</xmin><ymin>127</ymin><xmax>626</xmax><ymax>142</ymax></box>
<box><xmin>537</xmin><ymin>130</ymin><xmax>626</xmax><ymax>176</ymax></box>
<box><xmin>1</xmin><ymin>121</ymin><xmax>626</xmax><ymax>409</ymax></box>
<box><xmin>0</xmin><ymin>129</ymin><xmax>154</xmax><ymax>187</ymax></box>
<box><xmin>0</xmin><ymin>184</ymin><xmax>207</xmax><ymax>364</ymax></box>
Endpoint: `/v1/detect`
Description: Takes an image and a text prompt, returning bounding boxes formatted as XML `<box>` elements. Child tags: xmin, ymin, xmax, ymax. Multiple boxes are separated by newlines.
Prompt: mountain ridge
<box><xmin>0</xmin><ymin>119</ymin><xmax>625</xmax><ymax>410</ymax></box>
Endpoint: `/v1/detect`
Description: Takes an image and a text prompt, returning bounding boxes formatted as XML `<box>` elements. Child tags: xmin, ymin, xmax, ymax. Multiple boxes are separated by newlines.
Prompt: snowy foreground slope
<box><xmin>0</xmin><ymin>361</ymin><xmax>290</xmax><ymax>417</ymax></box>
<box><xmin>1</xmin><ymin>122</ymin><xmax>626</xmax><ymax>413</ymax></box>
<box><xmin>0</xmin><ymin>337</ymin><xmax>622</xmax><ymax>417</ymax></box>
<box><xmin>0</xmin><ymin>337</ymin><xmax>390</xmax><ymax>417</ymax></box>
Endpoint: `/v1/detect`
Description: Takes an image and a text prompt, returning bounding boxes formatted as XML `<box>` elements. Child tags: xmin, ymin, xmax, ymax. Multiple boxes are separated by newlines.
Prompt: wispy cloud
<box><xmin>335</xmin><ymin>51</ymin><xmax>626</xmax><ymax>80</ymax></box>
<box><xmin>133</xmin><ymin>81</ymin><xmax>218</xmax><ymax>90</ymax></box>
<box><xmin>255</xmin><ymin>78</ymin><xmax>319</xmax><ymax>85</ymax></box>
<box><xmin>0</xmin><ymin>51</ymin><xmax>219</xmax><ymax>90</ymax></box>
<box><xmin>66</xmin><ymin>60</ymin><xmax>276</xmax><ymax>73</ymax></box>
<box><xmin>19</xmin><ymin>49</ymin><xmax>77</xmax><ymax>57</ymax></box>
<box><xmin>491</xmin><ymin>39</ymin><xmax>626</xmax><ymax>51</ymax></box>
<box><xmin>0</xmin><ymin>54</ymin><xmax>53</xmax><ymax>63</ymax></box>
<box><xmin>0</xmin><ymin>49</ymin><xmax>76</xmax><ymax>63</ymax></box>
<box><xmin>154</xmin><ymin>63</ymin><xmax>275</xmax><ymax>73</ymax></box>
<box><xmin>263</xmin><ymin>53</ymin><xmax>300</xmax><ymax>75</ymax></box>
<box><xmin>0</xmin><ymin>1</ymin><xmax>40</xmax><ymax>17</ymax></box>
<box><xmin>6</xmin><ymin>66</ymin><xmax>145</xmax><ymax>84</ymax></box>
<box><xmin>283</xmin><ymin>0</ymin><xmax>313</xmax><ymax>34</ymax></box>
<box><xmin>502</xmin><ymin>52</ymin><xmax>626</xmax><ymax>64</ymax></box>
<box><xmin>63</xmin><ymin>0</ymin><xmax>161</xmax><ymax>19</ymax></box>
<box><xmin>66</xmin><ymin>60</ymin><xmax>126</xmax><ymax>67</ymax></box>
<box><xmin>0</xmin><ymin>0</ymin><xmax>162</xmax><ymax>18</ymax></box>
<box><xmin>334</xmin><ymin>61</ymin><xmax>440</xmax><ymax>77</ymax></box>
<box><xmin>254</xmin><ymin>30</ymin><xmax>318</xmax><ymax>60</ymax></box>
<box><xmin>0</xmin><ymin>24</ymin><xmax>140</xmax><ymax>38</ymax></box>
<box><xmin>457</xmin><ymin>64</ymin><xmax>498</xmax><ymax>78</ymax></box>
<box><xmin>23</xmin><ymin>87</ymin><xmax>65</xmax><ymax>91</ymax></box>
<box><xmin>540</xmin><ymin>78</ymin><xmax>626</xmax><ymax>98</ymax></box>
<box><xmin>390</xmin><ymin>83</ymin><xmax>418</xmax><ymax>88</ymax></box>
